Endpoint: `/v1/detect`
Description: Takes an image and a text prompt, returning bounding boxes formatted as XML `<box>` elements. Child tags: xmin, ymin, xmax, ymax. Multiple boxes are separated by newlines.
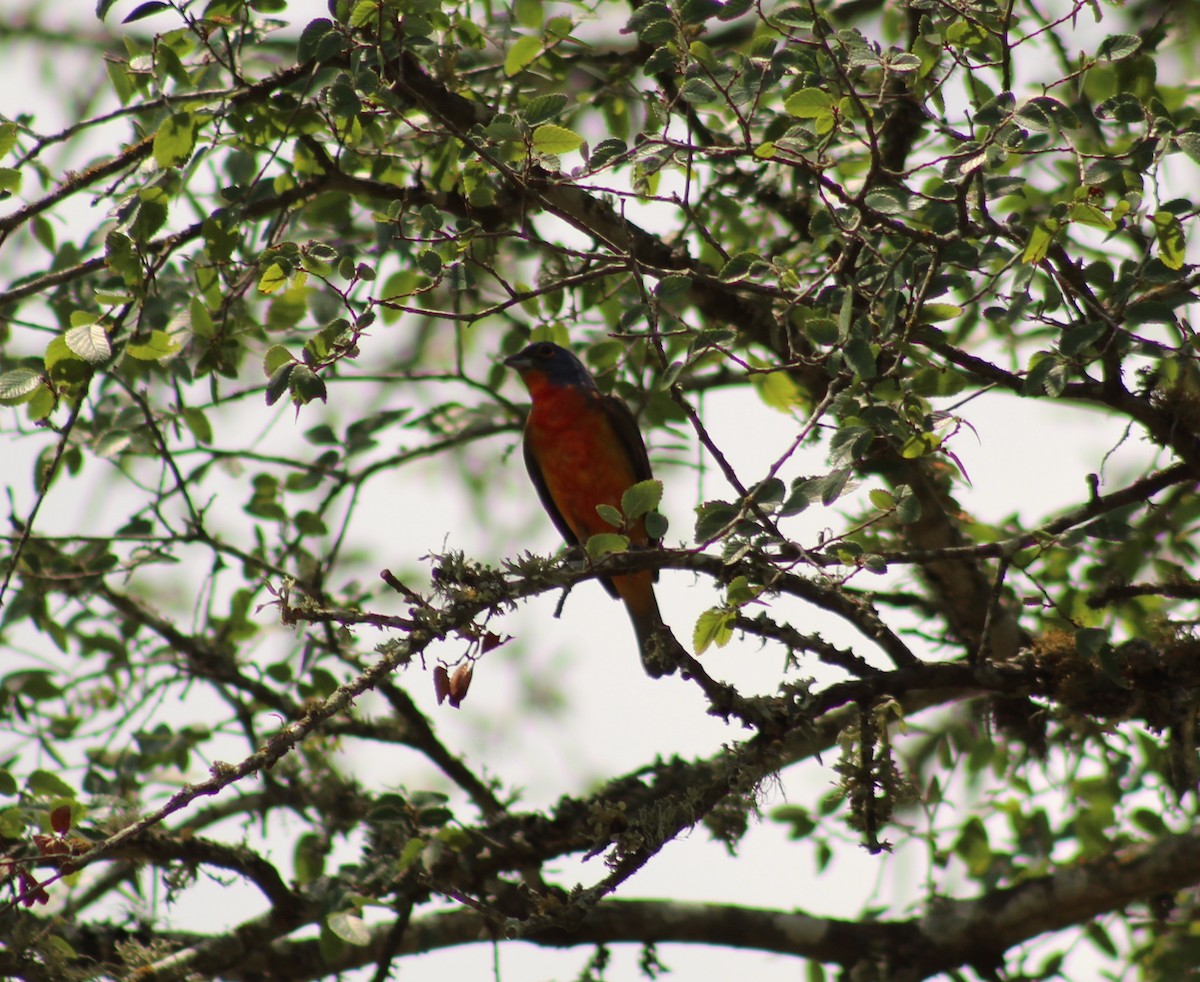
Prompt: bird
<box><xmin>504</xmin><ymin>341</ymin><xmax>686</xmax><ymax>677</ymax></box>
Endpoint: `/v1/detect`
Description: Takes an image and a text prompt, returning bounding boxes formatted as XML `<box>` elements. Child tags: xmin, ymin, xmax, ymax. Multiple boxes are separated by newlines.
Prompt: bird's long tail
<box><xmin>618</xmin><ymin>572</ymin><xmax>684</xmax><ymax>677</ymax></box>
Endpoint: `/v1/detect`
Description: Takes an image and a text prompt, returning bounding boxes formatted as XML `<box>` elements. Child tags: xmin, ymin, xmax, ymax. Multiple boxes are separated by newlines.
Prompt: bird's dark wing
<box><xmin>522</xmin><ymin>437</ymin><xmax>577</xmax><ymax>546</ymax></box>
<box><xmin>597</xmin><ymin>393</ymin><xmax>662</xmax><ymax>584</ymax></box>
<box><xmin>596</xmin><ymin>390</ymin><xmax>658</xmax><ymax>534</ymax></box>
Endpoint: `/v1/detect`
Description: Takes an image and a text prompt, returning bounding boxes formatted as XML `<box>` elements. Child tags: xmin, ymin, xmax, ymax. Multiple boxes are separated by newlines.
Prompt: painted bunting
<box><xmin>504</xmin><ymin>342</ymin><xmax>685</xmax><ymax>677</ymax></box>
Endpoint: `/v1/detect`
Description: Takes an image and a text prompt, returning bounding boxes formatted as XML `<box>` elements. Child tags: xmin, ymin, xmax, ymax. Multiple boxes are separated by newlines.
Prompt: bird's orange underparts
<box><xmin>504</xmin><ymin>341</ymin><xmax>685</xmax><ymax>677</ymax></box>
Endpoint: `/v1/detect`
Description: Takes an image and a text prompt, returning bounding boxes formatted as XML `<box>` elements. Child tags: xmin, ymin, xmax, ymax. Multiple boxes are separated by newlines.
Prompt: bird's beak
<box><xmin>503</xmin><ymin>351</ymin><xmax>532</xmax><ymax>371</ymax></box>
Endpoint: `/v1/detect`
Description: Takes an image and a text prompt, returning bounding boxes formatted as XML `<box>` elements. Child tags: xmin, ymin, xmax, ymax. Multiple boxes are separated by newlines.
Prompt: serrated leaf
<box><xmin>900</xmin><ymin>432</ymin><xmax>941</xmax><ymax>459</ymax></box>
<box><xmin>27</xmin><ymin>770</ymin><xmax>76</xmax><ymax>799</ymax></box>
<box><xmin>265</xmin><ymin>363</ymin><xmax>294</xmax><ymax>407</ymax></box>
<box><xmin>590</xmin><ymin>138</ymin><xmax>626</xmax><ymax>169</ymax></box>
<box><xmin>153</xmin><ymin>112</ymin><xmax>196</xmax><ymax>168</ymax></box>
<box><xmin>868</xmin><ymin>489</ymin><xmax>894</xmax><ymax>510</ymax></box>
<box><xmin>326</xmin><ymin>910</ymin><xmax>370</xmax><ymax>946</ymax></box>
<box><xmin>264</xmin><ymin>345</ymin><xmax>293</xmax><ymax>376</ymax></box>
<box><xmin>1176</xmin><ymin>132</ymin><xmax>1200</xmax><ymax>166</ymax></box>
<box><xmin>181</xmin><ymin>407</ymin><xmax>213</xmax><ymax>444</ymax></box>
<box><xmin>694</xmin><ymin>499</ymin><xmax>739</xmax><ymax>541</ymax></box>
<box><xmin>1096</xmin><ymin>33</ymin><xmax>1140</xmax><ymax>61</ymax></box>
<box><xmin>819</xmin><ymin>467</ymin><xmax>852</xmax><ymax>505</ymax></box>
<box><xmin>1069</xmin><ymin>202</ymin><xmax>1117</xmax><ymax>231</ymax></box>
<box><xmin>751</xmin><ymin>369</ymin><xmax>801</xmax><ymax>412</ymax></box>
<box><xmin>693</xmin><ymin>608</ymin><xmax>735</xmax><ymax>654</ymax></box>
<box><xmin>586</xmin><ymin>532</ymin><xmax>629</xmax><ymax>560</ymax></box>
<box><xmin>0</xmin><ymin>368</ymin><xmax>44</xmax><ymax>405</ymax></box>
<box><xmin>1021</xmin><ymin>218</ymin><xmax>1058</xmax><ymax>264</ymax></box>
<box><xmin>532</xmin><ymin>124</ymin><xmax>584</xmax><ymax>155</ymax></box>
<box><xmin>784</xmin><ymin>88</ymin><xmax>832</xmax><ymax>118</ymax></box>
<box><xmin>621</xmin><ymin>479</ymin><xmax>663</xmax><ymax>520</ymax></box>
<box><xmin>682</xmin><ymin>77</ymin><xmax>719</xmax><ymax>104</ymax></box>
<box><xmin>920</xmin><ymin>303</ymin><xmax>963</xmax><ymax>322</ymax></box>
<box><xmin>863</xmin><ymin>187</ymin><xmax>909</xmax><ymax>214</ymax></box>
<box><xmin>718</xmin><ymin>251</ymin><xmax>765</xmax><ymax>282</ymax></box>
<box><xmin>258</xmin><ymin>262</ymin><xmax>288</xmax><ymax>294</ymax></box>
<box><xmin>504</xmin><ymin>34</ymin><xmax>543</xmax><ymax>76</ymax></box>
<box><xmin>596</xmin><ymin>503</ymin><xmax>623</xmax><ymax>527</ymax></box>
<box><xmin>844</xmin><ymin>337</ymin><xmax>875</xmax><ymax>379</ymax></box>
<box><xmin>644</xmin><ymin>510</ymin><xmax>668</xmax><ymax>539</ymax></box>
<box><xmin>1151</xmin><ymin>211</ymin><xmax>1186</xmax><ymax>270</ymax></box>
<box><xmin>524</xmin><ymin>94</ymin><xmax>568</xmax><ymax>125</ymax></box>
<box><xmin>680</xmin><ymin>0</ymin><xmax>721</xmax><ymax>22</ymax></box>
<box><xmin>726</xmin><ymin>575</ymin><xmax>761</xmax><ymax>606</ymax></box>
<box><xmin>126</xmin><ymin>330</ymin><xmax>180</xmax><ymax>361</ymax></box>
<box><xmin>65</xmin><ymin>322</ymin><xmax>111</xmax><ymax>363</ymax></box>
<box><xmin>298</xmin><ymin>18</ymin><xmax>336</xmax><ymax>61</ymax></box>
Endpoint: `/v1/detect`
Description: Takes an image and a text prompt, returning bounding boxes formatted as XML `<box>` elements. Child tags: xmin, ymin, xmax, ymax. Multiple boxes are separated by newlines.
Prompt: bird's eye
<box><xmin>535</xmin><ymin>343</ymin><xmax>554</xmax><ymax>358</ymax></box>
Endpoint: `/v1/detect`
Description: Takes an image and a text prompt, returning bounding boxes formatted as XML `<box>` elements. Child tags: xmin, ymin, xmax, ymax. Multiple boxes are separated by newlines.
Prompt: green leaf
<box><xmin>523</xmin><ymin>94</ymin><xmax>568</xmax><ymax>125</ymax></box>
<box><xmin>1151</xmin><ymin>211</ymin><xmax>1186</xmax><ymax>270</ymax></box>
<box><xmin>680</xmin><ymin>0</ymin><xmax>721</xmax><ymax>23</ymax></box>
<box><xmin>868</xmin><ymin>489</ymin><xmax>894</xmax><ymax>510</ymax></box>
<box><xmin>843</xmin><ymin>337</ymin><xmax>875</xmax><ymax>379</ymax></box>
<box><xmin>718</xmin><ymin>252</ymin><xmax>765</xmax><ymax>282</ymax></box>
<box><xmin>900</xmin><ymin>432</ymin><xmax>941</xmax><ymax>459</ymax></box>
<box><xmin>258</xmin><ymin>262</ymin><xmax>288</xmax><ymax>294</ymax></box>
<box><xmin>919</xmin><ymin>303</ymin><xmax>963</xmax><ymax>322</ymax></box>
<box><xmin>726</xmin><ymin>575</ymin><xmax>761</xmax><ymax>606</ymax></box>
<box><xmin>1021</xmin><ymin>217</ymin><xmax>1058</xmax><ymax>264</ymax></box>
<box><xmin>264</xmin><ymin>345</ymin><xmax>293</xmax><ymax>376</ymax></box>
<box><xmin>0</xmin><ymin>121</ymin><xmax>18</xmax><ymax>158</ymax></box>
<box><xmin>126</xmin><ymin>330</ymin><xmax>180</xmax><ymax>361</ymax></box>
<box><xmin>590</xmin><ymin>138</ymin><xmax>626</xmax><ymax>169</ymax></box>
<box><xmin>532</xmin><ymin>124</ymin><xmax>584</xmax><ymax>155</ymax></box>
<box><xmin>784</xmin><ymin>88</ymin><xmax>833</xmax><ymax>118</ymax></box>
<box><xmin>265</xmin><ymin>364</ymin><xmax>294</xmax><ymax>407</ymax></box>
<box><xmin>123</xmin><ymin>0</ymin><xmax>170</xmax><ymax>23</ymax></box>
<box><xmin>1096</xmin><ymin>34</ymin><xmax>1140</xmax><ymax>61</ymax></box>
<box><xmin>586</xmin><ymin>532</ymin><xmax>629</xmax><ymax>560</ymax></box>
<box><xmin>1176</xmin><ymin>132</ymin><xmax>1200</xmax><ymax>166</ymax></box>
<box><xmin>644</xmin><ymin>510</ymin><xmax>668</xmax><ymax>539</ymax></box>
<box><xmin>0</xmin><ymin>168</ymin><xmax>21</xmax><ymax>194</ymax></box>
<box><xmin>1074</xmin><ymin>627</ymin><xmax>1108</xmax><ymax>661</ymax></box>
<box><xmin>751</xmin><ymin>369</ymin><xmax>802</xmax><ymax>412</ymax></box>
<box><xmin>514</xmin><ymin>0</ymin><xmax>543</xmax><ymax>27</ymax></box>
<box><xmin>1068</xmin><ymin>202</ymin><xmax>1117</xmax><ymax>230</ymax></box>
<box><xmin>504</xmin><ymin>34</ymin><xmax>543</xmax><ymax>76</ymax></box>
<box><xmin>130</xmin><ymin>188</ymin><xmax>168</xmax><ymax>242</ymax></box>
<box><xmin>326</xmin><ymin>910</ymin><xmax>370</xmax><ymax>946</ymax></box>
<box><xmin>819</xmin><ymin>468</ymin><xmax>852</xmax><ymax>505</ymax></box>
<box><xmin>682</xmin><ymin>77</ymin><xmax>719</xmax><ymax>104</ymax></box>
<box><xmin>596</xmin><ymin>503</ymin><xmax>624</xmax><ymax>527</ymax></box>
<box><xmin>153</xmin><ymin>112</ymin><xmax>196</xmax><ymax>168</ymax></box>
<box><xmin>65</xmin><ymin>322</ymin><xmax>111</xmax><ymax>363</ymax></box>
<box><xmin>27</xmin><ymin>770</ymin><xmax>76</xmax><ymax>799</ymax></box>
<box><xmin>693</xmin><ymin>607</ymin><xmax>735</xmax><ymax>654</ymax></box>
<box><xmin>0</xmin><ymin>368</ymin><xmax>44</xmax><ymax>405</ymax></box>
<box><xmin>181</xmin><ymin>407</ymin><xmax>213</xmax><ymax>444</ymax></box>
<box><xmin>954</xmin><ymin>815</ymin><xmax>992</xmax><ymax>876</ymax></box>
<box><xmin>694</xmin><ymin>499</ymin><xmax>739</xmax><ymax>541</ymax></box>
<box><xmin>621</xmin><ymin>479</ymin><xmax>663</xmax><ymax>521</ymax></box>
<box><xmin>293</xmin><ymin>832</ymin><xmax>326</xmax><ymax>886</ymax></box>
<box><xmin>348</xmin><ymin>0</ymin><xmax>379</xmax><ymax>28</ymax></box>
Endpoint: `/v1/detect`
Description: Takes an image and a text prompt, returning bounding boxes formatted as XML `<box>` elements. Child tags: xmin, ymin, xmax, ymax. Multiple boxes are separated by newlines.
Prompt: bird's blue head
<box><xmin>504</xmin><ymin>342</ymin><xmax>598</xmax><ymax>390</ymax></box>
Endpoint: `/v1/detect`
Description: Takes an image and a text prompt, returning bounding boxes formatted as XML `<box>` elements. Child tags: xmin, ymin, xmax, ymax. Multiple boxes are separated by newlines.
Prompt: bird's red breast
<box><xmin>523</xmin><ymin>380</ymin><xmax>650</xmax><ymax>548</ymax></box>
